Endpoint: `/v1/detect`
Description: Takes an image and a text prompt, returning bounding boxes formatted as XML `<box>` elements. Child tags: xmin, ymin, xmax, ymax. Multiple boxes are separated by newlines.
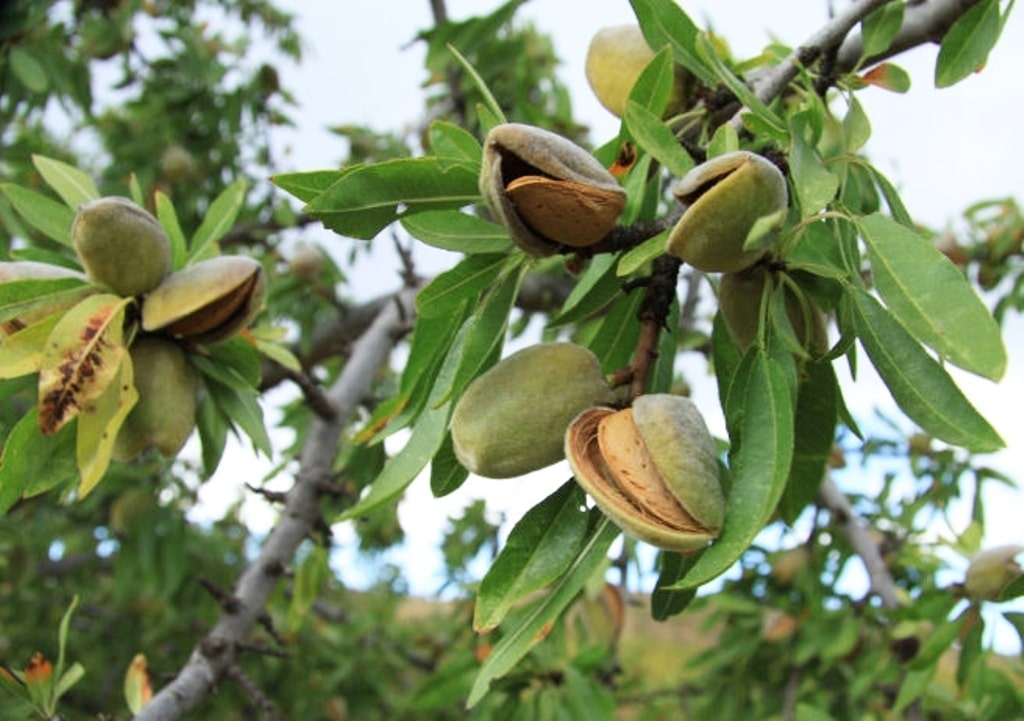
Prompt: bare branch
<box><xmin>818</xmin><ymin>476</ymin><xmax>902</xmax><ymax>609</ymax></box>
<box><xmin>135</xmin><ymin>286</ymin><xmax>418</xmax><ymax>721</ymax></box>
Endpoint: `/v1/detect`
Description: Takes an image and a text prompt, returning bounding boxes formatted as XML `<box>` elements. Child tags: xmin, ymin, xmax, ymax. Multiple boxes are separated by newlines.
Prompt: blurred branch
<box><xmin>818</xmin><ymin>476</ymin><xmax>901</xmax><ymax>609</ymax></box>
<box><xmin>136</xmin><ymin>285</ymin><xmax>419</xmax><ymax>721</ymax></box>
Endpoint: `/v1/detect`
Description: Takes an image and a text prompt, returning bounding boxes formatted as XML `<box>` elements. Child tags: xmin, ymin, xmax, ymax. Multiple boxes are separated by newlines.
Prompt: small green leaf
<box><xmin>860</xmin><ymin>2</ymin><xmax>904</xmax><ymax>58</ymax></box>
<box><xmin>623</xmin><ymin>101</ymin><xmax>693</xmax><ymax>178</ymax></box>
<box><xmin>427</xmin><ymin>120</ymin><xmax>483</xmax><ymax>164</ymax></box>
<box><xmin>0</xmin><ymin>409</ymin><xmax>77</xmax><ymax>514</ymax></box>
<box><xmin>429</xmin><ymin>433</ymin><xmax>469</xmax><ymax>497</ymax></box>
<box><xmin>306</xmin><ymin>157</ymin><xmax>480</xmax><ymax>240</ymax></box>
<box><xmin>624</xmin><ymin>45</ymin><xmax>675</xmax><ymax>117</ymax></box>
<box><xmin>789</xmin><ymin>115</ymin><xmax>840</xmax><ymax>217</ymax></box>
<box><xmin>31</xmin><ymin>155</ymin><xmax>99</xmax><ymax>209</ymax></box>
<box><xmin>629</xmin><ymin>0</ymin><xmax>717</xmax><ymax>86</ymax></box>
<box><xmin>271</xmin><ymin>169</ymin><xmax>349</xmax><ymax>203</ymax></box>
<box><xmin>651</xmin><ymin>552</ymin><xmax>698</xmax><ymax>620</ymax></box>
<box><xmin>860</xmin><ymin>212</ymin><xmax>1006</xmax><ymax>380</ymax></box>
<box><xmin>617</xmin><ymin>230</ymin><xmax>669</xmax><ymax>277</ymax></box>
<box><xmin>9</xmin><ymin>46</ymin><xmax>48</xmax><ymax>93</ymax></box>
<box><xmin>474</xmin><ymin>481</ymin><xmax>590</xmax><ymax>633</ymax></box>
<box><xmin>154</xmin><ymin>191</ymin><xmax>187</xmax><ymax>270</ymax></box>
<box><xmin>935</xmin><ymin>0</ymin><xmax>1000</xmax><ymax>87</ymax></box>
<box><xmin>187</xmin><ymin>178</ymin><xmax>247</xmax><ymax>262</ymax></box>
<box><xmin>447</xmin><ymin>42</ymin><xmax>507</xmax><ymax>125</ymax></box>
<box><xmin>205</xmin><ymin>379</ymin><xmax>272</xmax><ymax>457</ymax></box>
<box><xmin>401</xmin><ymin>210</ymin><xmax>512</xmax><ymax>254</ymax></box>
<box><xmin>0</xmin><ymin>184</ymin><xmax>75</xmax><ymax>246</ymax></box>
<box><xmin>675</xmin><ymin>349</ymin><xmax>794</xmax><ymax>589</ymax></box>
<box><xmin>196</xmin><ymin>393</ymin><xmax>229</xmax><ymax>477</ymax></box>
<box><xmin>466</xmin><ymin>514</ymin><xmax>618</xmax><ymax>708</ymax></box>
<box><xmin>842</xmin><ymin>96</ymin><xmax>872</xmax><ymax>152</ymax></box>
<box><xmin>547</xmin><ymin>254</ymin><xmax>619</xmax><ymax>328</ymax></box>
<box><xmin>859</xmin><ymin>62</ymin><xmax>911</xmax><ymax>93</ymax></box>
<box><xmin>846</xmin><ymin>288</ymin><xmax>1003</xmax><ymax>452</ymax></box>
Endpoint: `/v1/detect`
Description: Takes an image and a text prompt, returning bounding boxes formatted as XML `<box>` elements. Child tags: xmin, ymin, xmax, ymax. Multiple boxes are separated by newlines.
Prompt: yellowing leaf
<box><xmin>124</xmin><ymin>653</ymin><xmax>153</xmax><ymax>715</ymax></box>
<box><xmin>76</xmin><ymin>350</ymin><xmax>138</xmax><ymax>497</ymax></box>
<box><xmin>0</xmin><ymin>312</ymin><xmax>63</xmax><ymax>378</ymax></box>
<box><xmin>37</xmin><ymin>294</ymin><xmax>132</xmax><ymax>436</ymax></box>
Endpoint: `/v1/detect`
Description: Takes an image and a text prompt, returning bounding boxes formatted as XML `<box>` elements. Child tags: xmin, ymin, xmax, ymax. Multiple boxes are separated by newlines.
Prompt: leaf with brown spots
<box><xmin>37</xmin><ymin>294</ymin><xmax>132</xmax><ymax>436</ymax></box>
<box><xmin>77</xmin><ymin>349</ymin><xmax>138</xmax><ymax>497</ymax></box>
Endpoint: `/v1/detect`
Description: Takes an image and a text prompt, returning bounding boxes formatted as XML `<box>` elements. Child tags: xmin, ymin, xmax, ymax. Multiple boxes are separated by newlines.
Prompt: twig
<box><xmin>134</xmin><ymin>286</ymin><xmax>418</xmax><ymax>721</ymax></box>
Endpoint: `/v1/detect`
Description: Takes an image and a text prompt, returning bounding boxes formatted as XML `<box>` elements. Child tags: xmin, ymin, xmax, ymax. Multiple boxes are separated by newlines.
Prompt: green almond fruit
<box><xmin>451</xmin><ymin>343</ymin><xmax>617</xmax><ymax>478</ymax></box>
<box><xmin>71</xmin><ymin>196</ymin><xmax>171</xmax><ymax>296</ymax></box>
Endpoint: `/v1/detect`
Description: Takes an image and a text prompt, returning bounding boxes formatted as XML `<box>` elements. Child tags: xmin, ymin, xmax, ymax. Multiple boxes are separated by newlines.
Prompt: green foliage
<box><xmin>1</xmin><ymin>0</ymin><xmax>1022</xmax><ymax>719</ymax></box>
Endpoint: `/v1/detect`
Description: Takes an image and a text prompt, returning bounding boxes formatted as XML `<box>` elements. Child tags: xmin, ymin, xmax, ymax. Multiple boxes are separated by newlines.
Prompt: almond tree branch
<box><xmin>135</xmin><ymin>285</ymin><xmax>418</xmax><ymax>721</ymax></box>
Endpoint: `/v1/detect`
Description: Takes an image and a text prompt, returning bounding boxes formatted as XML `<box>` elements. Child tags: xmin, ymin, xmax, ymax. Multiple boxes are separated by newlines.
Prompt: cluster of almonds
<box><xmin>1</xmin><ymin>196</ymin><xmax>265</xmax><ymax>460</ymax></box>
<box><xmin>450</xmin><ymin>344</ymin><xmax>724</xmax><ymax>553</ymax></box>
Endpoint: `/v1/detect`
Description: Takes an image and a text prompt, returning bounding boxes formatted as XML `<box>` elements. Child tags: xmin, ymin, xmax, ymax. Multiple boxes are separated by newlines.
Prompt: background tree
<box><xmin>0</xmin><ymin>1</ymin><xmax>1022</xmax><ymax>720</ymax></box>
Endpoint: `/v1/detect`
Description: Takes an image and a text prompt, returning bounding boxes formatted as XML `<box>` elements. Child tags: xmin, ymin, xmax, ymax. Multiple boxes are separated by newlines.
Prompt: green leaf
<box><xmin>38</xmin><ymin>294</ymin><xmax>131</xmax><ymax>436</ymax></box>
<box><xmin>651</xmin><ymin>552</ymin><xmax>698</xmax><ymax>620</ymax></box>
<box><xmin>427</xmin><ymin>120</ymin><xmax>482</xmax><ymax>164</ymax></box>
<box><xmin>287</xmin><ymin>546</ymin><xmax>328</xmax><ymax>633</ymax></box>
<box><xmin>629</xmin><ymin>0</ymin><xmax>717</xmax><ymax>86</ymax></box>
<box><xmin>429</xmin><ymin>432</ymin><xmax>470</xmax><ymax>497</ymax></box>
<box><xmin>205</xmin><ymin>379</ymin><xmax>272</xmax><ymax>457</ymax></box>
<box><xmin>857</xmin><ymin>160</ymin><xmax>912</xmax><ymax>226</ymax></box>
<box><xmin>9</xmin><ymin>46</ymin><xmax>48</xmax><ymax>93</ymax></box>
<box><xmin>935</xmin><ymin>0</ymin><xmax>1000</xmax><ymax>87</ymax></box>
<box><xmin>779</xmin><ymin>360</ymin><xmax>838</xmax><ymax>524</ymax></box>
<box><xmin>154</xmin><ymin>191</ymin><xmax>187</xmax><ymax>270</ymax></box>
<box><xmin>842</xmin><ymin>96</ymin><xmax>872</xmax><ymax>153</ymax></box>
<box><xmin>789</xmin><ymin>114</ymin><xmax>840</xmax><ymax>217</ymax></box>
<box><xmin>859</xmin><ymin>212</ymin><xmax>1006</xmax><ymax>380</ymax></box>
<box><xmin>616</xmin><ymin>230</ymin><xmax>669</xmax><ymax>277</ymax></box>
<box><xmin>846</xmin><ymin>288</ymin><xmax>1003</xmax><ymax>452</ymax></box>
<box><xmin>271</xmin><ymin>169</ymin><xmax>350</xmax><ymax>203</ymax></box>
<box><xmin>466</xmin><ymin>514</ymin><xmax>618</xmax><ymax>708</ymax></box>
<box><xmin>860</xmin><ymin>62</ymin><xmax>911</xmax><ymax>93</ymax></box>
<box><xmin>401</xmin><ymin>210</ymin><xmax>512</xmax><ymax>254</ymax></box>
<box><xmin>623</xmin><ymin>101</ymin><xmax>693</xmax><ymax>178</ymax></box>
<box><xmin>446</xmin><ymin>42</ymin><xmax>507</xmax><ymax>125</ymax></box>
<box><xmin>474</xmin><ymin>481</ymin><xmax>590</xmax><ymax>633</ymax></box>
<box><xmin>196</xmin><ymin>392</ymin><xmax>229</xmax><ymax>477</ymax></box>
<box><xmin>76</xmin><ymin>347</ymin><xmax>138</xmax><ymax>497</ymax></box>
<box><xmin>675</xmin><ymin>349</ymin><xmax>794</xmax><ymax>589</ymax></box>
<box><xmin>0</xmin><ymin>409</ymin><xmax>76</xmax><ymax>514</ymax></box>
<box><xmin>0</xmin><ymin>184</ymin><xmax>75</xmax><ymax>246</ymax></box>
<box><xmin>547</xmin><ymin>254</ymin><xmax>619</xmax><ymax>328</ymax></box>
<box><xmin>416</xmin><ymin>253</ymin><xmax>508</xmax><ymax>318</ymax></box>
<box><xmin>624</xmin><ymin>45</ymin><xmax>675</xmax><ymax>117</ymax></box>
<box><xmin>31</xmin><ymin>155</ymin><xmax>99</xmax><ymax>209</ymax></box>
<box><xmin>0</xmin><ymin>277</ymin><xmax>91</xmax><ymax>326</ymax></box>
<box><xmin>187</xmin><ymin>178</ymin><xmax>247</xmax><ymax>262</ymax></box>
<box><xmin>696</xmin><ymin>34</ymin><xmax>786</xmax><ymax>137</ymax></box>
<box><xmin>306</xmin><ymin>157</ymin><xmax>480</xmax><ymax>240</ymax></box>
<box><xmin>0</xmin><ymin>312</ymin><xmax>62</xmax><ymax>378</ymax></box>
<box><xmin>860</xmin><ymin>2</ymin><xmax>904</xmax><ymax>59</ymax></box>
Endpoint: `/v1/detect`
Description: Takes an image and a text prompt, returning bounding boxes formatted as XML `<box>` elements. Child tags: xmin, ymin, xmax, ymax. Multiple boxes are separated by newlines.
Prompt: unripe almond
<box><xmin>451</xmin><ymin>343</ymin><xmax>616</xmax><ymax>478</ymax></box>
<box><xmin>71</xmin><ymin>196</ymin><xmax>171</xmax><ymax>296</ymax></box>
<box><xmin>113</xmin><ymin>337</ymin><xmax>200</xmax><ymax>460</ymax></box>
<box><xmin>964</xmin><ymin>545</ymin><xmax>1024</xmax><ymax>602</ymax></box>
<box><xmin>718</xmin><ymin>265</ymin><xmax>827</xmax><ymax>353</ymax></box>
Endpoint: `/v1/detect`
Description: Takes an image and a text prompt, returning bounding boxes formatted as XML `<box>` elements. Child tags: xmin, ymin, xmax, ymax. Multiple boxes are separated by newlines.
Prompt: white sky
<box><xmin>188</xmin><ymin>1</ymin><xmax>1023</xmax><ymax>645</ymax></box>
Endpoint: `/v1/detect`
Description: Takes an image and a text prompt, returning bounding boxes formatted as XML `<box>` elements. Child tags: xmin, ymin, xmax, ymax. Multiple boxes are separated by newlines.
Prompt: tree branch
<box><xmin>135</xmin><ymin>286</ymin><xmax>418</xmax><ymax>721</ymax></box>
<box><xmin>818</xmin><ymin>476</ymin><xmax>901</xmax><ymax>609</ymax></box>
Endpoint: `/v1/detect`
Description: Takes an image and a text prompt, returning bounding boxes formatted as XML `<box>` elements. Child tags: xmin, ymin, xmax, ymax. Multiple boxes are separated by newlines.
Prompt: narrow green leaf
<box><xmin>623</xmin><ymin>101</ymin><xmax>693</xmax><ymax>178</ymax></box>
<box><xmin>31</xmin><ymin>155</ymin><xmax>99</xmax><ymax>209</ymax></box>
<box><xmin>624</xmin><ymin>46</ymin><xmax>675</xmax><ymax>117</ymax></box>
<box><xmin>474</xmin><ymin>481</ymin><xmax>590</xmax><ymax>633</ymax></box>
<box><xmin>429</xmin><ymin>432</ymin><xmax>470</xmax><ymax>497</ymax></box>
<box><xmin>0</xmin><ymin>409</ymin><xmax>76</xmax><ymax>513</ymax></box>
<box><xmin>466</xmin><ymin>515</ymin><xmax>618</xmax><ymax>708</ymax></box>
<box><xmin>271</xmin><ymin>169</ymin><xmax>348</xmax><ymax>203</ymax></box>
<box><xmin>860</xmin><ymin>212</ymin><xmax>1006</xmax><ymax>380</ymax></box>
<box><xmin>154</xmin><ymin>191</ymin><xmax>187</xmax><ymax>270</ymax></box>
<box><xmin>585</xmin><ymin>288</ymin><xmax>644</xmax><ymax>375</ymax></box>
<box><xmin>547</xmin><ymin>254</ymin><xmax>619</xmax><ymax>328</ymax></box>
<box><xmin>860</xmin><ymin>2</ymin><xmax>904</xmax><ymax>59</ymax></box>
<box><xmin>935</xmin><ymin>0</ymin><xmax>1000</xmax><ymax>87</ymax></box>
<box><xmin>205</xmin><ymin>379</ymin><xmax>272</xmax><ymax>457</ymax></box>
<box><xmin>847</xmin><ymin>289</ymin><xmax>1003</xmax><ymax>452</ymax></box>
<box><xmin>54</xmin><ymin>595</ymin><xmax>78</xmax><ymax>685</ymax></box>
<box><xmin>629</xmin><ymin>0</ymin><xmax>717</xmax><ymax>86</ymax></box>
<box><xmin>789</xmin><ymin>115</ymin><xmax>840</xmax><ymax>217</ymax></box>
<box><xmin>196</xmin><ymin>392</ymin><xmax>229</xmax><ymax>477</ymax></box>
<box><xmin>447</xmin><ymin>43</ymin><xmax>507</xmax><ymax>125</ymax></box>
<box><xmin>675</xmin><ymin>349</ymin><xmax>794</xmax><ymax>589</ymax></box>
<box><xmin>401</xmin><ymin>210</ymin><xmax>512</xmax><ymax>254</ymax></box>
<box><xmin>779</xmin><ymin>360</ymin><xmax>837</xmax><ymax>524</ymax></box>
<box><xmin>287</xmin><ymin>547</ymin><xmax>328</xmax><ymax>632</ymax></box>
<box><xmin>416</xmin><ymin>253</ymin><xmax>507</xmax><ymax>318</ymax></box>
<box><xmin>696</xmin><ymin>34</ymin><xmax>786</xmax><ymax>136</ymax></box>
<box><xmin>0</xmin><ymin>280</ymin><xmax>93</xmax><ymax>341</ymax></box>
<box><xmin>616</xmin><ymin>230</ymin><xmax>669</xmax><ymax>277</ymax></box>
<box><xmin>187</xmin><ymin>178</ymin><xmax>247</xmax><ymax>262</ymax></box>
<box><xmin>858</xmin><ymin>161</ymin><xmax>912</xmax><ymax>226</ymax></box>
<box><xmin>9</xmin><ymin>46</ymin><xmax>48</xmax><ymax>93</ymax></box>
<box><xmin>0</xmin><ymin>184</ymin><xmax>75</xmax><ymax>246</ymax></box>
<box><xmin>307</xmin><ymin>157</ymin><xmax>480</xmax><ymax>240</ymax></box>
<box><xmin>651</xmin><ymin>552</ymin><xmax>698</xmax><ymax>620</ymax></box>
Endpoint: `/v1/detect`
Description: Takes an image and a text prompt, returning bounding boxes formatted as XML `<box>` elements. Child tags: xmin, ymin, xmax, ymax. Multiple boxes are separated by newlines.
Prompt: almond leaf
<box><xmin>37</xmin><ymin>294</ymin><xmax>132</xmax><ymax>436</ymax></box>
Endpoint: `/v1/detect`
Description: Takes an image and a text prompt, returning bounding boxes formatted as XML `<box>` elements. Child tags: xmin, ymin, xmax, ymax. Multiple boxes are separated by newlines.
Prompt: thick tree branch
<box><xmin>135</xmin><ymin>286</ymin><xmax>418</xmax><ymax>721</ymax></box>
